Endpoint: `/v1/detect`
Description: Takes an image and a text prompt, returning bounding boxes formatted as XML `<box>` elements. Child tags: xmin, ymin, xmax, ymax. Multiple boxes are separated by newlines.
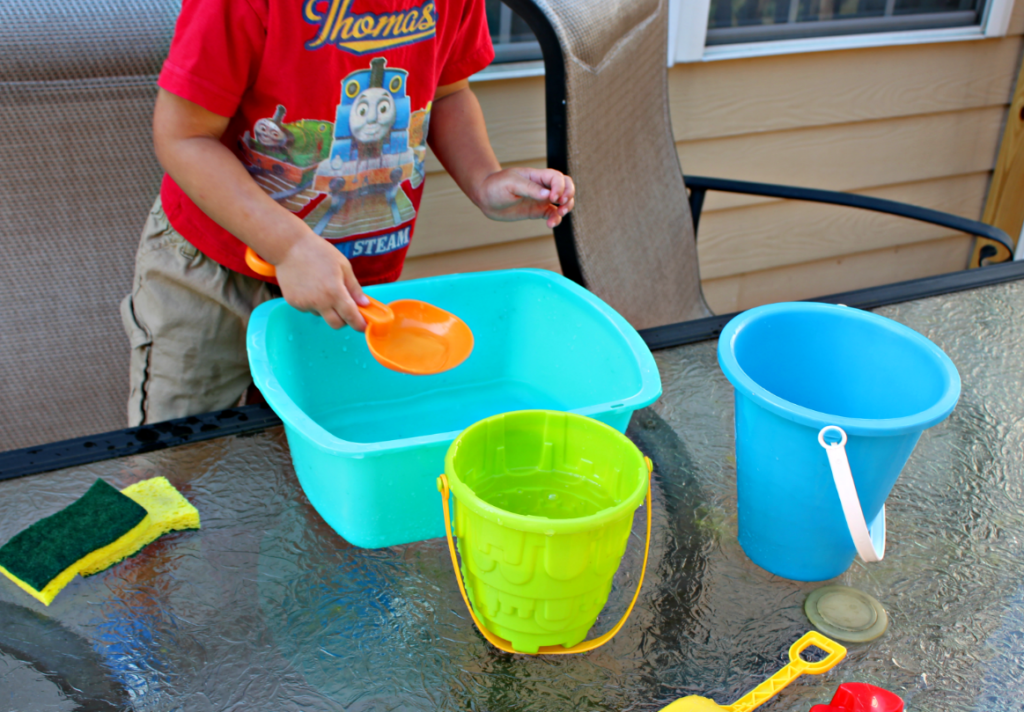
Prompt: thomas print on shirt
<box><xmin>241</xmin><ymin>57</ymin><xmax>429</xmax><ymax>247</ymax></box>
<box><xmin>303</xmin><ymin>0</ymin><xmax>437</xmax><ymax>55</ymax></box>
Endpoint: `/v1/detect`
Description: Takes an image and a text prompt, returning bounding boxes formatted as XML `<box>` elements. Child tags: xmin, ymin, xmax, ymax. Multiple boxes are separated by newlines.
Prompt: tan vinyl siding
<box><xmin>696</xmin><ymin>173</ymin><xmax>990</xmax><ymax>279</ymax></box>
<box><xmin>972</xmin><ymin>46</ymin><xmax>1024</xmax><ymax>264</ymax></box>
<box><xmin>703</xmin><ymin>234</ymin><xmax>975</xmax><ymax>308</ymax></box>
<box><xmin>405</xmin><ymin>14</ymin><xmax>1024</xmax><ymax>314</ymax></box>
<box><xmin>668</xmin><ymin>40</ymin><xmax>1022</xmax><ymax>141</ymax></box>
<box><xmin>1011</xmin><ymin>0</ymin><xmax>1024</xmax><ymax>34</ymax></box>
<box><xmin>402</xmin><ymin>235</ymin><xmax>561</xmax><ymax>280</ymax></box>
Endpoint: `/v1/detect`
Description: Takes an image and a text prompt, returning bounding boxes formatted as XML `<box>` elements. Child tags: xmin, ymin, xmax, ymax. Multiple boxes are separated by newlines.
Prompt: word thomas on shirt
<box><xmin>304</xmin><ymin>0</ymin><xmax>437</xmax><ymax>54</ymax></box>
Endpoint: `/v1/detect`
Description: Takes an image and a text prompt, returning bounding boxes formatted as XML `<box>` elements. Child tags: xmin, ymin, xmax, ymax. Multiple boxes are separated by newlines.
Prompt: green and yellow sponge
<box><xmin>0</xmin><ymin>477</ymin><xmax>200</xmax><ymax>606</ymax></box>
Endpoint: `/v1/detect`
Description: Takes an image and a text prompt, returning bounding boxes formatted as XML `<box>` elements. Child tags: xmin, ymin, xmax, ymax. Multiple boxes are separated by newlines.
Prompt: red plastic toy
<box><xmin>809</xmin><ymin>683</ymin><xmax>904</xmax><ymax>712</ymax></box>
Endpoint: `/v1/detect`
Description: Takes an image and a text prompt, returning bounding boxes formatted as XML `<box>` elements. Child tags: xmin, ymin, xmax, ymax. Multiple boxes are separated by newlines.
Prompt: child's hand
<box><xmin>475</xmin><ymin>167</ymin><xmax>575</xmax><ymax>228</ymax></box>
<box><xmin>273</xmin><ymin>232</ymin><xmax>370</xmax><ymax>331</ymax></box>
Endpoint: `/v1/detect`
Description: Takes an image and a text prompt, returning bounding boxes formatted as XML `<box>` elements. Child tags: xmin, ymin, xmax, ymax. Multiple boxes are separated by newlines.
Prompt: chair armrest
<box><xmin>684</xmin><ymin>175</ymin><xmax>1014</xmax><ymax>261</ymax></box>
<box><xmin>639</xmin><ymin>260</ymin><xmax>1024</xmax><ymax>350</ymax></box>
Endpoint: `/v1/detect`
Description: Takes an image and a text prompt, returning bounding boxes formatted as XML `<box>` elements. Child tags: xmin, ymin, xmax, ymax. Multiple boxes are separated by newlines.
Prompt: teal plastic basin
<box><xmin>246</xmin><ymin>269</ymin><xmax>661</xmax><ymax>548</ymax></box>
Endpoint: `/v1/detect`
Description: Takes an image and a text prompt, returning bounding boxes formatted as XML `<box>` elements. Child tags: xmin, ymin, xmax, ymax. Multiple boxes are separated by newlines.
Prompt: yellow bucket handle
<box><xmin>437</xmin><ymin>456</ymin><xmax>654</xmax><ymax>655</ymax></box>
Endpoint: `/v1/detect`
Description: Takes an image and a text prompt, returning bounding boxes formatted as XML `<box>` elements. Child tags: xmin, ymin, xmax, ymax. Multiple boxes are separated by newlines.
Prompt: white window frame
<box><xmin>670</xmin><ymin>0</ymin><xmax>1015</xmax><ymax>64</ymax></box>
<box><xmin>470</xmin><ymin>0</ymin><xmax>1015</xmax><ymax>81</ymax></box>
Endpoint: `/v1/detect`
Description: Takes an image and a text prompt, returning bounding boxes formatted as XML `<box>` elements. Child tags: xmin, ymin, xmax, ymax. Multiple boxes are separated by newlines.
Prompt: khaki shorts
<box><xmin>120</xmin><ymin>198</ymin><xmax>278</xmax><ymax>426</ymax></box>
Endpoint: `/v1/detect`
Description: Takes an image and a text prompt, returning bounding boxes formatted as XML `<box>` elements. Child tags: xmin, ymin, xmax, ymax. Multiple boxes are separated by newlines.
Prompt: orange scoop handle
<box><xmin>244</xmin><ymin>247</ymin><xmax>393</xmax><ymax>327</ymax></box>
<box><xmin>244</xmin><ymin>246</ymin><xmax>279</xmax><ymax>278</ymax></box>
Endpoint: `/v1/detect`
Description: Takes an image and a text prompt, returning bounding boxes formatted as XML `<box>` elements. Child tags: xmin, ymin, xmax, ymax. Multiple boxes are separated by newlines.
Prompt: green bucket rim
<box><xmin>443</xmin><ymin>410</ymin><xmax>649</xmax><ymax>536</ymax></box>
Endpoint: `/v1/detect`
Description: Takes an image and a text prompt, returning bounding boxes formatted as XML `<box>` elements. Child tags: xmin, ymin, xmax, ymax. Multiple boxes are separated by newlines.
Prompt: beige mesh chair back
<box><xmin>505</xmin><ymin>0</ymin><xmax>711</xmax><ymax>330</ymax></box>
<box><xmin>0</xmin><ymin>0</ymin><xmax>177</xmax><ymax>450</ymax></box>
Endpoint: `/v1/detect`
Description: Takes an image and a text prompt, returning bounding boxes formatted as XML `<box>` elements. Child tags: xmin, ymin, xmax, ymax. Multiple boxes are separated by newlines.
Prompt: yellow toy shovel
<box><xmin>660</xmin><ymin>631</ymin><xmax>847</xmax><ymax>712</ymax></box>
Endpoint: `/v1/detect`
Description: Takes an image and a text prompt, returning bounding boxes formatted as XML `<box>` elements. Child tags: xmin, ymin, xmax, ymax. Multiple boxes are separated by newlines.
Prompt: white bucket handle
<box><xmin>817</xmin><ymin>425</ymin><xmax>885</xmax><ymax>563</ymax></box>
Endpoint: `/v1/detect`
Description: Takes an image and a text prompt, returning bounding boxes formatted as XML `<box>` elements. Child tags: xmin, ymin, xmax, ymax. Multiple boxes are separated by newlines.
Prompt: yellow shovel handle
<box><xmin>725</xmin><ymin>631</ymin><xmax>847</xmax><ymax>712</ymax></box>
<box><xmin>437</xmin><ymin>457</ymin><xmax>653</xmax><ymax>655</ymax></box>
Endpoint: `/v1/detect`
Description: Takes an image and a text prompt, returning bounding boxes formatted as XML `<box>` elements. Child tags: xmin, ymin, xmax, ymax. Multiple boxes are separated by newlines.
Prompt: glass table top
<box><xmin>2</xmin><ymin>280</ymin><xmax>1024</xmax><ymax>712</ymax></box>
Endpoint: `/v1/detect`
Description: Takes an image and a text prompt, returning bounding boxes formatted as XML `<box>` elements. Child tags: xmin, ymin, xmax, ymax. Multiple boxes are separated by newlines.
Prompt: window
<box><xmin>706</xmin><ymin>0</ymin><xmax>989</xmax><ymax>43</ymax></box>
<box><xmin>485</xmin><ymin>0</ymin><xmax>543</xmax><ymax>63</ymax></box>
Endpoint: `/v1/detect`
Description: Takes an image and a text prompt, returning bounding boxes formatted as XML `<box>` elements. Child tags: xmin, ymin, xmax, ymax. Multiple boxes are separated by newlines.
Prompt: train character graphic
<box><xmin>241</xmin><ymin>57</ymin><xmax>429</xmax><ymax>240</ymax></box>
<box><xmin>240</xmin><ymin>106</ymin><xmax>332</xmax><ymax>197</ymax></box>
<box><xmin>314</xmin><ymin>57</ymin><xmax>426</xmax><ymax>230</ymax></box>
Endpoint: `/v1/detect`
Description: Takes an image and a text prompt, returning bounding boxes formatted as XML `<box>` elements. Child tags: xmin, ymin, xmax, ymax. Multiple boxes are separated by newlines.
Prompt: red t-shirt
<box><xmin>158</xmin><ymin>0</ymin><xmax>494</xmax><ymax>284</ymax></box>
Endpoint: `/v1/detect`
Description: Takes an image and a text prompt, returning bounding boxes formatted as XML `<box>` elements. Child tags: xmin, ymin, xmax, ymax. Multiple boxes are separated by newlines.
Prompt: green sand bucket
<box><xmin>438</xmin><ymin>410</ymin><xmax>652</xmax><ymax>654</ymax></box>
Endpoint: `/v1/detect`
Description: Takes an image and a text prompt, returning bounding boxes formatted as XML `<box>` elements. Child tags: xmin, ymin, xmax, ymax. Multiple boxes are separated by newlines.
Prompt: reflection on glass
<box><xmin>707</xmin><ymin>0</ymin><xmax>982</xmax><ymax>41</ymax></box>
<box><xmin>485</xmin><ymin>0</ymin><xmax>542</xmax><ymax>63</ymax></box>
<box><xmin>894</xmin><ymin>0</ymin><xmax>978</xmax><ymax>14</ymax></box>
<box><xmin>796</xmin><ymin>0</ymin><xmax>886</xmax><ymax>22</ymax></box>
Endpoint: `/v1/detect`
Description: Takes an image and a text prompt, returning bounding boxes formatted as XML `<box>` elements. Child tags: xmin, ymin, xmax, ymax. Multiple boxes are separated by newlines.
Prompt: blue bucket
<box><xmin>717</xmin><ymin>302</ymin><xmax>960</xmax><ymax>581</ymax></box>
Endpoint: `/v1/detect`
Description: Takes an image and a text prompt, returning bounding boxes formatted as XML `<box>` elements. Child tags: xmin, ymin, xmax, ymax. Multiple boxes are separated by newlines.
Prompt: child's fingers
<box><xmin>509</xmin><ymin>173</ymin><xmax>551</xmax><ymax>203</ymax></box>
<box><xmin>545</xmin><ymin>203</ymin><xmax>563</xmax><ymax>228</ymax></box>
<box><xmin>333</xmin><ymin>290</ymin><xmax>366</xmax><ymax>332</ymax></box>
<box><xmin>521</xmin><ymin>168</ymin><xmax>574</xmax><ymax>207</ymax></box>
<box><xmin>344</xmin><ymin>270</ymin><xmax>370</xmax><ymax>308</ymax></box>
<box><xmin>522</xmin><ymin>167</ymin><xmax>560</xmax><ymax>186</ymax></box>
<box><xmin>307</xmin><ymin>269</ymin><xmax>364</xmax><ymax>332</ymax></box>
<box><xmin>544</xmin><ymin>197</ymin><xmax>574</xmax><ymax>226</ymax></box>
<box><xmin>320</xmin><ymin>248</ymin><xmax>366</xmax><ymax>330</ymax></box>
<box><xmin>559</xmin><ymin>175</ymin><xmax>575</xmax><ymax>205</ymax></box>
<box><xmin>546</xmin><ymin>172</ymin><xmax>565</xmax><ymax>204</ymax></box>
<box><xmin>317</xmin><ymin>307</ymin><xmax>346</xmax><ymax>330</ymax></box>
<box><xmin>525</xmin><ymin>168</ymin><xmax>573</xmax><ymax>201</ymax></box>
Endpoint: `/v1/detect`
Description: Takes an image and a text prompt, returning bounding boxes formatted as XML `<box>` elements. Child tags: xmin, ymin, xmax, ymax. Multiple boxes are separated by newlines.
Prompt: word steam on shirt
<box><xmin>304</xmin><ymin>0</ymin><xmax>436</xmax><ymax>54</ymax></box>
<box><xmin>336</xmin><ymin>226</ymin><xmax>411</xmax><ymax>259</ymax></box>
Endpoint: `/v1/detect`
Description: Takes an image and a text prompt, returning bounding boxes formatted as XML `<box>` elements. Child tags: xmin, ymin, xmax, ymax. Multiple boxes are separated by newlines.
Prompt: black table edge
<box><xmin>639</xmin><ymin>260</ymin><xmax>1024</xmax><ymax>350</ymax></box>
<box><xmin>5</xmin><ymin>261</ymin><xmax>1024</xmax><ymax>481</ymax></box>
<box><xmin>1</xmin><ymin>406</ymin><xmax>283</xmax><ymax>482</ymax></box>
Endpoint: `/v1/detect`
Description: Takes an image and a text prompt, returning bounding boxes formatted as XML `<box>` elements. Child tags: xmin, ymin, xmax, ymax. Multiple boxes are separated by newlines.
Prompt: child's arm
<box><xmin>152</xmin><ymin>89</ymin><xmax>370</xmax><ymax>331</ymax></box>
<box><xmin>427</xmin><ymin>81</ymin><xmax>575</xmax><ymax>229</ymax></box>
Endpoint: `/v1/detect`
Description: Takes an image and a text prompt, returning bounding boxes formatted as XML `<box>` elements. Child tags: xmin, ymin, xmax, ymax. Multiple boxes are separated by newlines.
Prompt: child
<box><xmin>121</xmin><ymin>0</ymin><xmax>574</xmax><ymax>426</ymax></box>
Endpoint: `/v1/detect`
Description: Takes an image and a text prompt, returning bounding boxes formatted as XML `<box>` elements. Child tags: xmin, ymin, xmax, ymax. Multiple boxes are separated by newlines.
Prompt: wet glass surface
<box><xmin>2</xmin><ymin>280</ymin><xmax>1024</xmax><ymax>711</ymax></box>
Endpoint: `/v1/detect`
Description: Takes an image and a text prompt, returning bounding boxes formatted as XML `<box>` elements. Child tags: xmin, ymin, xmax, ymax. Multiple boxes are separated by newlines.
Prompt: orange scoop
<box><xmin>245</xmin><ymin>247</ymin><xmax>473</xmax><ymax>375</ymax></box>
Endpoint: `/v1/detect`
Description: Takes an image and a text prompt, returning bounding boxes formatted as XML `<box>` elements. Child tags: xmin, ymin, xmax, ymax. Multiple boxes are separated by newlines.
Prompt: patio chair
<box><xmin>501</xmin><ymin>0</ymin><xmax>1013</xmax><ymax>332</ymax></box>
<box><xmin>0</xmin><ymin>0</ymin><xmax>178</xmax><ymax>450</ymax></box>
